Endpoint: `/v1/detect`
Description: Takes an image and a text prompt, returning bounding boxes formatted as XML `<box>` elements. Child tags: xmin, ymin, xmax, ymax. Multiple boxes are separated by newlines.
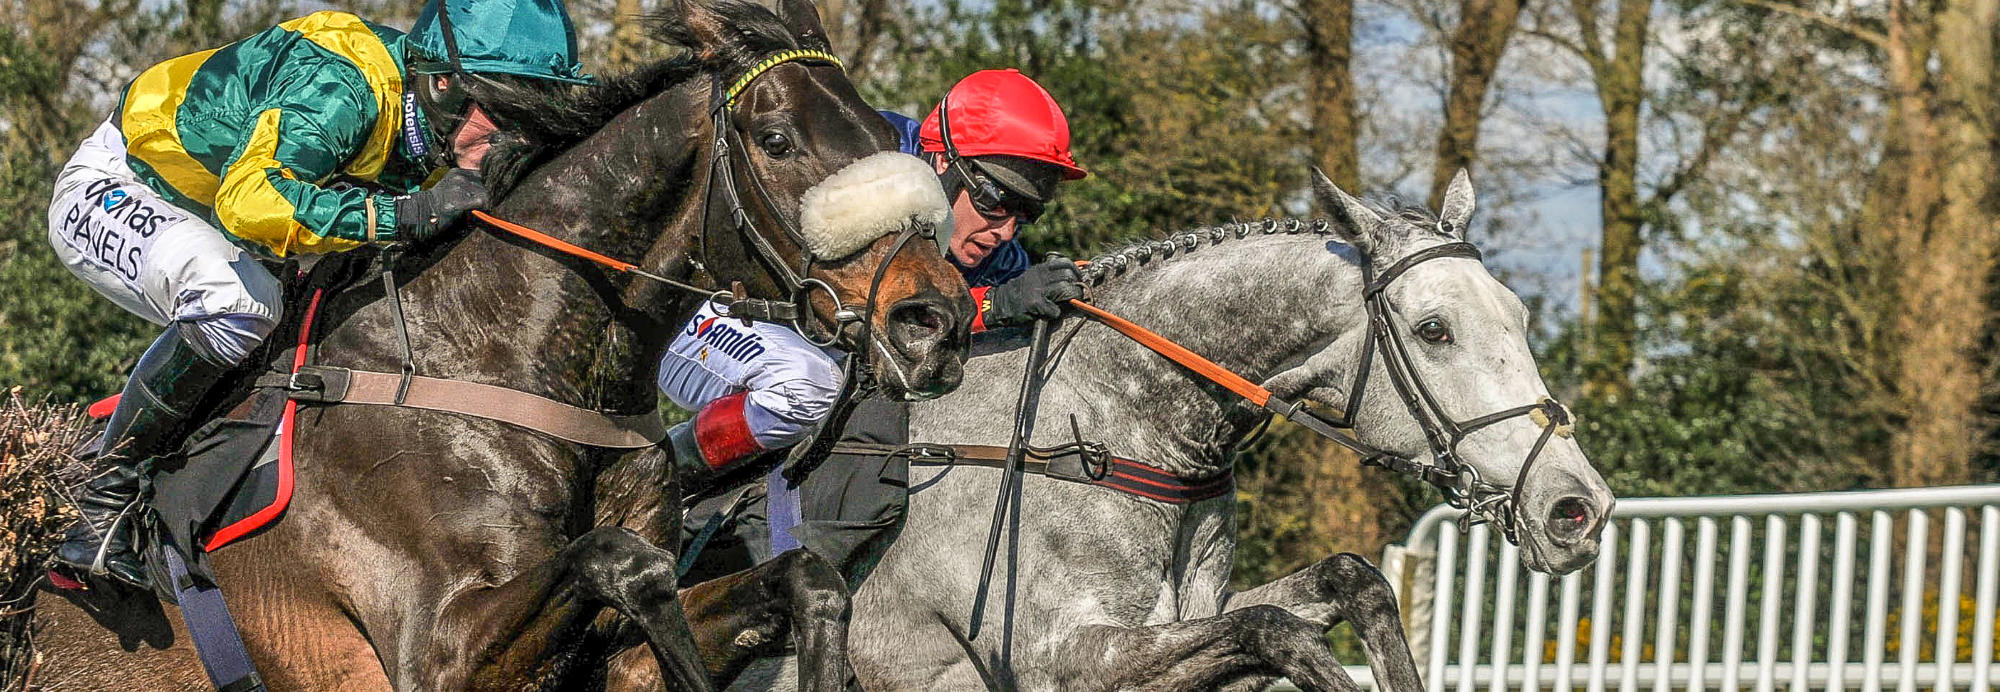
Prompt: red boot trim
<box><xmin>694</xmin><ymin>391</ymin><xmax>764</xmax><ymax>469</ymax></box>
<box><xmin>47</xmin><ymin>569</ymin><xmax>87</xmax><ymax>591</ymax></box>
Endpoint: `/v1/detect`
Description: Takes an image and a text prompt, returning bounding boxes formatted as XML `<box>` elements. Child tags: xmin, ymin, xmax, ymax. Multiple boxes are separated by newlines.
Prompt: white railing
<box><xmin>1334</xmin><ymin>485</ymin><xmax>2000</xmax><ymax>691</ymax></box>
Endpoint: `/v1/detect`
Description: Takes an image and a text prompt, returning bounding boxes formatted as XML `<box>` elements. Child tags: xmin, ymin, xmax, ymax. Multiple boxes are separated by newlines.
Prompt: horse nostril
<box><xmin>1547</xmin><ymin>496</ymin><xmax>1599</xmax><ymax>545</ymax></box>
<box><xmin>887</xmin><ymin>298</ymin><xmax>951</xmax><ymax>350</ymax></box>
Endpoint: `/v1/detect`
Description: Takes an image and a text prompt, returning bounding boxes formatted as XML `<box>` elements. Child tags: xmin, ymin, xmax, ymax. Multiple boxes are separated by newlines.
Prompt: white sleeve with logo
<box><xmin>657</xmin><ymin>300</ymin><xmax>849</xmax><ymax>448</ymax></box>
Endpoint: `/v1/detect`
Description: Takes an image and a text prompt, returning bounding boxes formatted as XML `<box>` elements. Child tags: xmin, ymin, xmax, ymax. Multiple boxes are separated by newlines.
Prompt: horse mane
<box><xmin>1081</xmin><ymin>198</ymin><xmax>1445</xmax><ymax>288</ymax></box>
<box><xmin>1080</xmin><ymin>218</ymin><xmax>1332</xmax><ymax>288</ymax></box>
<box><xmin>465</xmin><ymin>0</ymin><xmax>824</xmax><ymax>197</ymax></box>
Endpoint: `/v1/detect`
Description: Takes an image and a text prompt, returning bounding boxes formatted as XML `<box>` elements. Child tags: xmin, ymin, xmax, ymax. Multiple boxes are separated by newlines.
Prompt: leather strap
<box><xmin>1066</xmin><ymin>299</ymin><xmax>1278</xmax><ymax>408</ymax></box>
<box><xmin>831</xmin><ymin>442</ymin><xmax>1234</xmax><ymax>505</ymax></box>
<box><xmin>162</xmin><ymin>547</ymin><xmax>266</xmax><ymax>692</ymax></box>
<box><xmin>258</xmin><ymin>366</ymin><xmax>665</xmax><ymax>449</ymax></box>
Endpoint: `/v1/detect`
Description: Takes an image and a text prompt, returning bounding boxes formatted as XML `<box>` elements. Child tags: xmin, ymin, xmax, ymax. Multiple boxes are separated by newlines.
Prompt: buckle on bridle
<box><xmin>793</xmin><ymin>278</ymin><xmax>852</xmax><ymax>348</ymax></box>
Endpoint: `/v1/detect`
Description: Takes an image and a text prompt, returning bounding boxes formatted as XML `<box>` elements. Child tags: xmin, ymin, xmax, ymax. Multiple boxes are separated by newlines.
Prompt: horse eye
<box><xmin>1416</xmin><ymin>318</ymin><xmax>1453</xmax><ymax>344</ymax></box>
<box><xmin>758</xmin><ymin>132</ymin><xmax>793</xmax><ymax>157</ymax></box>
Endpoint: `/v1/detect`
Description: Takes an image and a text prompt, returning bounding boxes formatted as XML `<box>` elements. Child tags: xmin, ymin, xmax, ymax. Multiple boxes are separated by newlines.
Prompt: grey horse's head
<box><xmin>1278</xmin><ymin>169</ymin><xmax>1614</xmax><ymax>575</ymax></box>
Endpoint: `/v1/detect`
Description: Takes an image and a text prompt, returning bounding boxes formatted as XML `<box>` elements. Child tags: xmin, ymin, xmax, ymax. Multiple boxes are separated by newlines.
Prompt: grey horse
<box><xmin>733</xmin><ymin>170</ymin><xmax>1615</xmax><ymax>691</ymax></box>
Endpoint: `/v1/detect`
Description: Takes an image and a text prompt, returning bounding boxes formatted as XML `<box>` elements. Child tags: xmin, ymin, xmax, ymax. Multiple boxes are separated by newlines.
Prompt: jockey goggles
<box><xmin>949</xmin><ymin>161</ymin><xmax>1047</xmax><ymax>224</ymax></box>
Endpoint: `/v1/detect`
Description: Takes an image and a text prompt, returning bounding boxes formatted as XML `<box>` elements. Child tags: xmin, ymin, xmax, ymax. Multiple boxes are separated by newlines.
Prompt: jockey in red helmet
<box><xmin>894</xmin><ymin>68</ymin><xmax>1090</xmax><ymax>330</ymax></box>
<box><xmin>663</xmin><ymin>70</ymin><xmax>1089</xmax><ymax>581</ymax></box>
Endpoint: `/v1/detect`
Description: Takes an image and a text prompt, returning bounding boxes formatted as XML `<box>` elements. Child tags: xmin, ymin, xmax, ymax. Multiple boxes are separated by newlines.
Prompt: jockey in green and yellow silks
<box><xmin>45</xmin><ymin>0</ymin><xmax>590</xmax><ymax>589</ymax></box>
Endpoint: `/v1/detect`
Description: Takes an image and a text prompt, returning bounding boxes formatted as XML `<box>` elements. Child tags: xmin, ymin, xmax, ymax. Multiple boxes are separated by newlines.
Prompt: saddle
<box><xmin>64</xmin><ymin>247</ymin><xmax>668</xmax><ymax>600</ymax></box>
<box><xmin>61</xmin><ymin>253</ymin><xmax>374</xmax><ymax>602</ymax></box>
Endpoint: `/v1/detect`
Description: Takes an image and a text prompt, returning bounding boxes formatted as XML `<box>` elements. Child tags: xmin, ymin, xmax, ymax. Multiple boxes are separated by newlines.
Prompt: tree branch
<box><xmin>1730</xmin><ymin>0</ymin><xmax>1887</xmax><ymax>48</ymax></box>
<box><xmin>1569</xmin><ymin>0</ymin><xmax>1609</xmax><ymax>71</ymax></box>
<box><xmin>1522</xmin><ymin>26</ymin><xmax>1593</xmax><ymax>63</ymax></box>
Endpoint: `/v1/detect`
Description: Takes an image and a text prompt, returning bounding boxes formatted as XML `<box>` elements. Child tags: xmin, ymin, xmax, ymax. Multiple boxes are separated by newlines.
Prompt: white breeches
<box><xmin>47</xmin><ymin>120</ymin><xmax>280</xmax><ymax>365</ymax></box>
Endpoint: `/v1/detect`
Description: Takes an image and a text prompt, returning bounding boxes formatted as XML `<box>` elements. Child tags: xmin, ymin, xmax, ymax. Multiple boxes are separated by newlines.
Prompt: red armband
<box><xmin>694</xmin><ymin>391</ymin><xmax>764</xmax><ymax>469</ymax></box>
<box><xmin>969</xmin><ymin>286</ymin><xmax>993</xmax><ymax>333</ymax></box>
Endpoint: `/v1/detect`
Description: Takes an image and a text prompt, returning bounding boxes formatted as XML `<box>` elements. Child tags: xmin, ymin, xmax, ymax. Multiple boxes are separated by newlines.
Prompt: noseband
<box><xmin>1285</xmin><ymin>241</ymin><xmax>1575</xmax><ymax>542</ymax></box>
<box><xmin>699</xmin><ymin>49</ymin><xmax>934</xmax><ymax>378</ymax></box>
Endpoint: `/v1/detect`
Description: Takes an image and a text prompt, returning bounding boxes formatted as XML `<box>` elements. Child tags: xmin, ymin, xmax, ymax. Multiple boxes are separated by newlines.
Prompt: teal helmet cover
<box><xmin>409</xmin><ymin>0</ymin><xmax>593</xmax><ymax>84</ymax></box>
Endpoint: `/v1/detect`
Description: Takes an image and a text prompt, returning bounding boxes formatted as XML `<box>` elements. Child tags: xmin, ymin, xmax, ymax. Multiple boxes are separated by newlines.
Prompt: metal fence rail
<box><xmin>1337</xmin><ymin>485</ymin><xmax>2000</xmax><ymax>691</ymax></box>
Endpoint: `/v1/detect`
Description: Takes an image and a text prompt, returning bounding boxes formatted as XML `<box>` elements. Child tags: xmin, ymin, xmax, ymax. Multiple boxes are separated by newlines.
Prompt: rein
<box><xmin>1070</xmin><ymin>242</ymin><xmax>1575</xmax><ymax>541</ymax></box>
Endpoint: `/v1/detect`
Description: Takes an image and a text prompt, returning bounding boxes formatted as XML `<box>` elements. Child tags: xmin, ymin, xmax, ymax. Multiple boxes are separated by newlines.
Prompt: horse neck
<box><xmin>398</xmin><ymin>83</ymin><xmax>710</xmax><ymax>414</ymax></box>
<box><xmin>1065</xmin><ymin>233</ymin><xmax>1371</xmax><ymax>473</ymax></box>
<box><xmin>922</xmin><ymin>232</ymin><xmax>1371</xmax><ymax>477</ymax></box>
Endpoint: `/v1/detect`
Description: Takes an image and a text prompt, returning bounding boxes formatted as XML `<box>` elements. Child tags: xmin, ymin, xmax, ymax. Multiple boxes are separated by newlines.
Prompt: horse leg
<box><xmin>1042</xmin><ymin>605</ymin><xmax>1363</xmax><ymax>692</ymax></box>
<box><xmin>605</xmin><ymin>548</ymin><xmax>852</xmax><ymax>692</ymax></box>
<box><xmin>1221</xmin><ymin>552</ymin><xmax>1422</xmax><ymax>692</ymax></box>
<box><xmin>422</xmin><ymin>525</ymin><xmax>710</xmax><ymax>691</ymax></box>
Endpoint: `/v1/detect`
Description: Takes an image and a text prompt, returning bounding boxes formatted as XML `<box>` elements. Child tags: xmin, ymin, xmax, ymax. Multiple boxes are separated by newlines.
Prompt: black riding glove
<box><xmin>390</xmin><ymin>168</ymin><xmax>487</xmax><ymax>246</ymax></box>
<box><xmin>983</xmin><ymin>257</ymin><xmax>1085</xmax><ymax>327</ymax></box>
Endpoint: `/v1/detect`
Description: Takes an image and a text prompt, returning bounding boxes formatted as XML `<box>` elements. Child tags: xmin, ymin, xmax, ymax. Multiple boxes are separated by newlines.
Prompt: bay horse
<box><xmin>24</xmin><ymin>1</ymin><xmax>971</xmax><ymax>689</ymax></box>
<box><xmin>715</xmin><ymin>171</ymin><xmax>1614</xmax><ymax>691</ymax></box>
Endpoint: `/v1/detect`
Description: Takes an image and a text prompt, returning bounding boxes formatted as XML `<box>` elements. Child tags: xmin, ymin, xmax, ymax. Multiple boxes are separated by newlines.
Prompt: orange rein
<box><xmin>470</xmin><ymin>220</ymin><xmax>1278</xmax><ymax>410</ymax></box>
<box><xmin>1064</xmin><ymin>299</ymin><xmax>1274</xmax><ymax>407</ymax></box>
<box><xmin>472</xmin><ymin>210</ymin><xmax>644</xmax><ymax>275</ymax></box>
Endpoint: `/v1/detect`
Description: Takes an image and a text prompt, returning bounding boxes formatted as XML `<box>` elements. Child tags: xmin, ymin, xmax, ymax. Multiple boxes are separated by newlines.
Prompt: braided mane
<box><xmin>1081</xmin><ymin>199</ymin><xmax>1449</xmax><ymax>289</ymax></box>
<box><xmin>1080</xmin><ymin>218</ymin><xmax>1335</xmax><ymax>288</ymax></box>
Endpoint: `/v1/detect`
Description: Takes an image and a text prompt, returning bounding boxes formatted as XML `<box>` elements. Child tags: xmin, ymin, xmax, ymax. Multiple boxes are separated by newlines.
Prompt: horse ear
<box><xmin>1439</xmin><ymin>168</ymin><xmax>1475</xmax><ymax>237</ymax></box>
<box><xmin>778</xmin><ymin>0</ymin><xmax>832</xmax><ymax>48</ymax></box>
<box><xmin>672</xmin><ymin>0</ymin><xmax>730</xmax><ymax>56</ymax></box>
<box><xmin>1312</xmin><ymin>167</ymin><xmax>1382</xmax><ymax>255</ymax></box>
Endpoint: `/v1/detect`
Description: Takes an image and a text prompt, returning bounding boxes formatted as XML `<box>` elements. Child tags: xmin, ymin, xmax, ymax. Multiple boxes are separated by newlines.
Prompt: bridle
<box><xmin>1071</xmin><ymin>237</ymin><xmax>1575</xmax><ymax>542</ymax></box>
<box><xmin>1307</xmin><ymin>241</ymin><xmax>1574</xmax><ymax>542</ymax></box>
<box><xmin>427</xmin><ymin>2</ymin><xmax>924</xmax><ymax>355</ymax></box>
<box><xmin>697</xmin><ymin>49</ymin><xmax>935</xmax><ymax>371</ymax></box>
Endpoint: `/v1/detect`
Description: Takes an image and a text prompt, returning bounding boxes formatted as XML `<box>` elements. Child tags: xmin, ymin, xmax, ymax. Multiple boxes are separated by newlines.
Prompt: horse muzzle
<box><xmin>1514</xmin><ymin>469</ymin><xmax>1615</xmax><ymax>575</ymax></box>
<box><xmin>872</xmin><ymin>291</ymin><xmax>968</xmax><ymax>401</ymax></box>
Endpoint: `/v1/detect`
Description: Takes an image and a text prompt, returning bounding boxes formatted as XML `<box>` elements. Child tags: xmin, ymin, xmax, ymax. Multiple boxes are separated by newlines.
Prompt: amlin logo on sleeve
<box><xmin>693</xmin><ymin>316</ymin><xmax>768</xmax><ymax>362</ymax></box>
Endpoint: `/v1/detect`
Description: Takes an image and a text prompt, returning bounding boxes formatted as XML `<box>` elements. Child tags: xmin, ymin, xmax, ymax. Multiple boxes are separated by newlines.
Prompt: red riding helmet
<box><xmin>918</xmin><ymin>69</ymin><xmax>1088</xmax><ymax>181</ymax></box>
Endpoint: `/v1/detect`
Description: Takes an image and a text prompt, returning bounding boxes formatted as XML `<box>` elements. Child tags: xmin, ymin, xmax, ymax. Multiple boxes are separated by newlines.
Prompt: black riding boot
<box><xmin>53</xmin><ymin>328</ymin><xmax>231</xmax><ymax>588</ymax></box>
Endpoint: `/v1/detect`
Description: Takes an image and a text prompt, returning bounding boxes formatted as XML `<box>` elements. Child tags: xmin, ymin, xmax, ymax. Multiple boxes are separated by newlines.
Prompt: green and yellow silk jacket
<box><xmin>118</xmin><ymin>11</ymin><xmax>437</xmax><ymax>258</ymax></box>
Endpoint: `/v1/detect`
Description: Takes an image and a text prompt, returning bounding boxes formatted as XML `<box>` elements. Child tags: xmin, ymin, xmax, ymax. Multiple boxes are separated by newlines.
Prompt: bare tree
<box><xmin>1884</xmin><ymin>0</ymin><xmax>1995</xmax><ymax>486</ymax></box>
<box><xmin>1429</xmin><ymin>0</ymin><xmax>1529</xmax><ymax>208</ymax></box>
<box><xmin>1299</xmin><ymin>0</ymin><xmax>1362</xmax><ymax>190</ymax></box>
<box><xmin>608</xmin><ymin>0</ymin><xmax>651</xmax><ymax>71</ymax></box>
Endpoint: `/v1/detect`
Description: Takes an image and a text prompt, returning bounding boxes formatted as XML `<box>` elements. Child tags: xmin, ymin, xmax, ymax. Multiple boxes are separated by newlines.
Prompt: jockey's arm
<box><xmin>658</xmin><ymin>303</ymin><xmax>848</xmax><ymax>471</ymax></box>
<box><xmin>212</xmin><ymin>89</ymin><xmax>401</xmax><ymax>257</ymax></box>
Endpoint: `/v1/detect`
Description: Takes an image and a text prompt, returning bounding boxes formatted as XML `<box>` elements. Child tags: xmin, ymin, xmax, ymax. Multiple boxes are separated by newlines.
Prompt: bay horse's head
<box><xmin>476</xmin><ymin>0</ymin><xmax>971</xmax><ymax>401</ymax></box>
<box><xmin>679</xmin><ymin>0</ymin><xmax>972</xmax><ymax>400</ymax></box>
<box><xmin>1301</xmin><ymin>169</ymin><xmax>1614</xmax><ymax>575</ymax></box>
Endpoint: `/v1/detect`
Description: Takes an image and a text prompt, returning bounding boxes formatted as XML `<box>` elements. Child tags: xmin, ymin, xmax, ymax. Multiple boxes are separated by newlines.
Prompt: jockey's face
<box><xmin>452</xmin><ymin>106</ymin><xmax>499</xmax><ymax>171</ymax></box>
<box><xmin>935</xmin><ymin>155</ymin><xmax>1019</xmax><ymax>266</ymax></box>
<box><xmin>946</xmin><ymin>187</ymin><xmax>1019</xmax><ymax>266</ymax></box>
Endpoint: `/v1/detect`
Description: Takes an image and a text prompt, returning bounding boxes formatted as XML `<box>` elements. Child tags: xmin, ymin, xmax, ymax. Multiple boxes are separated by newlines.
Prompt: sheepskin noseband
<box><xmin>798</xmin><ymin>152</ymin><xmax>951</xmax><ymax>261</ymax></box>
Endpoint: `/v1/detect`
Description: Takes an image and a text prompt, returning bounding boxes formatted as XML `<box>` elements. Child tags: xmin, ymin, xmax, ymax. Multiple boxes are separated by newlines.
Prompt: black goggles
<box><xmin>952</xmin><ymin>163</ymin><xmax>1046</xmax><ymax>225</ymax></box>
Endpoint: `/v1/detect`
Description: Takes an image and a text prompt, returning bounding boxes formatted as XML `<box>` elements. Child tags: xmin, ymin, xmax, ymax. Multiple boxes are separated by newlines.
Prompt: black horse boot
<box><xmin>53</xmin><ymin>328</ymin><xmax>231</xmax><ymax>589</ymax></box>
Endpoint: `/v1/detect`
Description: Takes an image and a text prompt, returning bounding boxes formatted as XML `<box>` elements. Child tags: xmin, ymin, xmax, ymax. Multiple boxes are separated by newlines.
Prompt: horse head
<box><xmin>1276</xmin><ymin>169</ymin><xmax>1613</xmax><ymax>575</ymax></box>
<box><xmin>669</xmin><ymin>0</ymin><xmax>969</xmax><ymax>400</ymax></box>
<box><xmin>472</xmin><ymin>0</ymin><xmax>970</xmax><ymax>402</ymax></box>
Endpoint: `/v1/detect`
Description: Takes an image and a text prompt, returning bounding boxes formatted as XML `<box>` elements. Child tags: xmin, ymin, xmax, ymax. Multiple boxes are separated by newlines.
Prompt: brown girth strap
<box><xmin>257</xmin><ymin>366</ymin><xmax>665</xmax><ymax>449</ymax></box>
<box><xmin>830</xmin><ymin>442</ymin><xmax>1234</xmax><ymax>505</ymax></box>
